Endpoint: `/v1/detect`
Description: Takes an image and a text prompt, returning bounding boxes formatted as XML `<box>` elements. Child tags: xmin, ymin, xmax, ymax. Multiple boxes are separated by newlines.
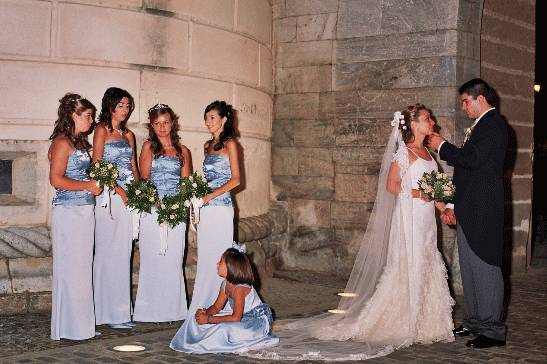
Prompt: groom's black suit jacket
<box><xmin>439</xmin><ymin>109</ymin><xmax>507</xmax><ymax>266</ymax></box>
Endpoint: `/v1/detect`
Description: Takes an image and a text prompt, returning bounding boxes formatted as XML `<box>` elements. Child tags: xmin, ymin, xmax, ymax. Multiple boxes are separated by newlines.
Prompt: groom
<box><xmin>428</xmin><ymin>78</ymin><xmax>507</xmax><ymax>349</ymax></box>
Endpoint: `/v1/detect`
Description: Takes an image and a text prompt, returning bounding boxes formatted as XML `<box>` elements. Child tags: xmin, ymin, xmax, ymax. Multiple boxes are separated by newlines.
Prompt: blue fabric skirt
<box><xmin>170</xmin><ymin>303</ymin><xmax>279</xmax><ymax>354</ymax></box>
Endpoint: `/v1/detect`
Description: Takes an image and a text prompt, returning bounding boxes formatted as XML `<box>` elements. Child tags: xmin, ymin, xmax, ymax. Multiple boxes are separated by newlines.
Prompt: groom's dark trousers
<box><xmin>439</xmin><ymin>108</ymin><xmax>507</xmax><ymax>341</ymax></box>
<box><xmin>457</xmin><ymin>225</ymin><xmax>505</xmax><ymax>340</ymax></box>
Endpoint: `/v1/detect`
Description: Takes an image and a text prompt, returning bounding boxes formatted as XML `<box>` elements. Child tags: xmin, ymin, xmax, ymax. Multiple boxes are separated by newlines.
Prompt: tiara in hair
<box><xmin>232</xmin><ymin>241</ymin><xmax>247</xmax><ymax>253</ymax></box>
<box><xmin>148</xmin><ymin>103</ymin><xmax>170</xmax><ymax>113</ymax></box>
<box><xmin>391</xmin><ymin>111</ymin><xmax>407</xmax><ymax>130</ymax></box>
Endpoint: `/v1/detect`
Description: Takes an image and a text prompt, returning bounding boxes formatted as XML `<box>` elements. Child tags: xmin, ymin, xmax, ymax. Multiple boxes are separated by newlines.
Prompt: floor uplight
<box><xmin>112</xmin><ymin>345</ymin><xmax>146</xmax><ymax>352</ymax></box>
<box><xmin>327</xmin><ymin>309</ymin><xmax>346</xmax><ymax>314</ymax></box>
<box><xmin>337</xmin><ymin>292</ymin><xmax>358</xmax><ymax>297</ymax></box>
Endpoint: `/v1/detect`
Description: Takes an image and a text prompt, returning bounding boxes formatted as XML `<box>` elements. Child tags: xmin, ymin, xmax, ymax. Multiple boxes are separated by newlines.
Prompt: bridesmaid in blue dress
<box><xmin>49</xmin><ymin>93</ymin><xmax>102</xmax><ymax>340</ymax></box>
<box><xmin>191</xmin><ymin>101</ymin><xmax>241</xmax><ymax>311</ymax></box>
<box><xmin>92</xmin><ymin>87</ymin><xmax>140</xmax><ymax>329</ymax></box>
<box><xmin>170</xmin><ymin>247</ymin><xmax>278</xmax><ymax>353</ymax></box>
<box><xmin>133</xmin><ymin>104</ymin><xmax>192</xmax><ymax>322</ymax></box>
<box><xmin>170</xmin><ymin>100</ymin><xmax>241</xmax><ymax>345</ymax></box>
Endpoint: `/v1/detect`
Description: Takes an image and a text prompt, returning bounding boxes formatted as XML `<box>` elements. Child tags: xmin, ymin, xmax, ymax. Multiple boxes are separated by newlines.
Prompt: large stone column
<box><xmin>272</xmin><ymin>0</ymin><xmax>484</xmax><ymax>290</ymax></box>
<box><xmin>0</xmin><ymin>0</ymin><xmax>277</xmax><ymax>315</ymax></box>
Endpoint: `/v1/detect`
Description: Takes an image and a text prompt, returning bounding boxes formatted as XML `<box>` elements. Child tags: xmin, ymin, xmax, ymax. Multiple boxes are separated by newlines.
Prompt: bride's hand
<box><xmin>435</xmin><ymin>201</ymin><xmax>446</xmax><ymax>211</ymax></box>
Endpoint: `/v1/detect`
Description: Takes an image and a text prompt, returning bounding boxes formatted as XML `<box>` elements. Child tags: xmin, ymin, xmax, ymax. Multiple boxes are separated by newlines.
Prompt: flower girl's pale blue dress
<box><xmin>170</xmin><ymin>281</ymin><xmax>279</xmax><ymax>353</ymax></box>
<box><xmin>93</xmin><ymin>140</ymin><xmax>134</xmax><ymax>325</ymax></box>
<box><xmin>188</xmin><ymin>154</ymin><xmax>234</xmax><ymax>312</ymax></box>
<box><xmin>133</xmin><ymin>156</ymin><xmax>188</xmax><ymax>322</ymax></box>
<box><xmin>51</xmin><ymin>149</ymin><xmax>95</xmax><ymax>340</ymax></box>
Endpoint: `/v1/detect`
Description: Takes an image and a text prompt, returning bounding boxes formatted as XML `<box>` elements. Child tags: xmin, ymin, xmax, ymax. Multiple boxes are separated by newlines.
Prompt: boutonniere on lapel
<box><xmin>462</xmin><ymin>121</ymin><xmax>478</xmax><ymax>146</ymax></box>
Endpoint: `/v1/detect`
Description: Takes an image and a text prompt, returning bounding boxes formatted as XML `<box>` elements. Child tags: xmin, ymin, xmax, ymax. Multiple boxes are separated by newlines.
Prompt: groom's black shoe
<box><xmin>453</xmin><ymin>325</ymin><xmax>477</xmax><ymax>337</ymax></box>
<box><xmin>466</xmin><ymin>335</ymin><xmax>506</xmax><ymax>349</ymax></box>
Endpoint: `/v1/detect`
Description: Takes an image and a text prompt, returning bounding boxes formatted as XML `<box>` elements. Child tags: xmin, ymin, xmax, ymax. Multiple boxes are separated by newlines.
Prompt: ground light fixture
<box><xmin>327</xmin><ymin>309</ymin><xmax>347</xmax><ymax>314</ymax></box>
<box><xmin>112</xmin><ymin>344</ymin><xmax>147</xmax><ymax>352</ymax></box>
<box><xmin>337</xmin><ymin>292</ymin><xmax>358</xmax><ymax>297</ymax></box>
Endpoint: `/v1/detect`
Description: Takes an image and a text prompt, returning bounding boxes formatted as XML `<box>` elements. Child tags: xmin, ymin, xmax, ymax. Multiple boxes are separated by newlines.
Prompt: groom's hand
<box><xmin>440</xmin><ymin>208</ymin><xmax>456</xmax><ymax>225</ymax></box>
<box><xmin>428</xmin><ymin>132</ymin><xmax>445</xmax><ymax>151</ymax></box>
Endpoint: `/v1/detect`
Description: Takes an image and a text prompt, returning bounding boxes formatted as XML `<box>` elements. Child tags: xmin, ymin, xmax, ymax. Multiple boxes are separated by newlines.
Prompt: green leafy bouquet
<box><xmin>88</xmin><ymin>159</ymin><xmax>118</xmax><ymax>188</ymax></box>
<box><xmin>180</xmin><ymin>173</ymin><xmax>212</xmax><ymax>227</ymax></box>
<box><xmin>126</xmin><ymin>179</ymin><xmax>158</xmax><ymax>214</ymax></box>
<box><xmin>417</xmin><ymin>171</ymin><xmax>455</xmax><ymax>202</ymax></box>
<box><xmin>157</xmin><ymin>195</ymin><xmax>188</xmax><ymax>229</ymax></box>
<box><xmin>179</xmin><ymin>172</ymin><xmax>212</xmax><ymax>202</ymax></box>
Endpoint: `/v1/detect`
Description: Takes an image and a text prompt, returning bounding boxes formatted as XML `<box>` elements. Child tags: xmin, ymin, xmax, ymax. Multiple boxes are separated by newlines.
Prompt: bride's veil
<box><xmin>243</xmin><ymin>122</ymin><xmax>416</xmax><ymax>361</ymax></box>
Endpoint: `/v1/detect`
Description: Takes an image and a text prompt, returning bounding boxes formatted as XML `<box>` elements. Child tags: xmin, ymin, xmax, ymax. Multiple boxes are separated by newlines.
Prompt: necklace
<box><xmin>111</xmin><ymin>127</ymin><xmax>124</xmax><ymax>136</ymax></box>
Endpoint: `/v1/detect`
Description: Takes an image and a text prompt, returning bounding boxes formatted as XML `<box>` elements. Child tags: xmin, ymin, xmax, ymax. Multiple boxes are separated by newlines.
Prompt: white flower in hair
<box><xmin>391</xmin><ymin>111</ymin><xmax>405</xmax><ymax>127</ymax></box>
<box><xmin>232</xmin><ymin>241</ymin><xmax>247</xmax><ymax>253</ymax></box>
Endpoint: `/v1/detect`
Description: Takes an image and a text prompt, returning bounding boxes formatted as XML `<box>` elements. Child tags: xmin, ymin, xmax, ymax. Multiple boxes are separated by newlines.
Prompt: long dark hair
<box><xmin>222</xmin><ymin>248</ymin><xmax>254</xmax><ymax>286</ymax></box>
<box><xmin>147</xmin><ymin>104</ymin><xmax>183</xmax><ymax>163</ymax></box>
<box><xmin>49</xmin><ymin>93</ymin><xmax>95</xmax><ymax>150</ymax></box>
<box><xmin>98</xmin><ymin>87</ymin><xmax>134</xmax><ymax>132</ymax></box>
<box><xmin>204</xmin><ymin>100</ymin><xmax>237</xmax><ymax>151</ymax></box>
<box><xmin>399</xmin><ymin>103</ymin><xmax>428</xmax><ymax>145</ymax></box>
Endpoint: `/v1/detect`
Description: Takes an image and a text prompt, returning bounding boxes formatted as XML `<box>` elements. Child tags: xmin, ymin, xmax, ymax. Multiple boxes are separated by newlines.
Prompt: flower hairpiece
<box><xmin>232</xmin><ymin>241</ymin><xmax>247</xmax><ymax>253</ymax></box>
<box><xmin>148</xmin><ymin>103</ymin><xmax>169</xmax><ymax>113</ymax></box>
<box><xmin>391</xmin><ymin>111</ymin><xmax>407</xmax><ymax>130</ymax></box>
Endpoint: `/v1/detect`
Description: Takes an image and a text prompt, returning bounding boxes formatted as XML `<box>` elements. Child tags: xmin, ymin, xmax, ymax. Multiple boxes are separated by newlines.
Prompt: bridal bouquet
<box><xmin>126</xmin><ymin>179</ymin><xmax>158</xmax><ymax>214</ymax></box>
<box><xmin>88</xmin><ymin>159</ymin><xmax>118</xmax><ymax>188</ymax></box>
<box><xmin>157</xmin><ymin>195</ymin><xmax>188</xmax><ymax>229</ymax></box>
<box><xmin>417</xmin><ymin>171</ymin><xmax>455</xmax><ymax>202</ymax></box>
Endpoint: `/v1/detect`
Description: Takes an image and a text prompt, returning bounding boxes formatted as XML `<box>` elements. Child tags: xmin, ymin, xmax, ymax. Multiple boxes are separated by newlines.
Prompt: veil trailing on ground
<box><xmin>242</xmin><ymin>122</ymin><xmax>417</xmax><ymax>361</ymax></box>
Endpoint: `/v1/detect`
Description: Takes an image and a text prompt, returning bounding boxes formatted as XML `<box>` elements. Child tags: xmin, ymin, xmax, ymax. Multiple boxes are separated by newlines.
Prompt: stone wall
<box><xmin>480</xmin><ymin>0</ymin><xmax>535</xmax><ymax>272</ymax></box>
<box><xmin>271</xmin><ymin>0</ymin><xmax>535</xmax><ymax>279</ymax></box>
<box><xmin>272</xmin><ymin>0</ymin><xmax>483</xmax><ymax>280</ymax></box>
<box><xmin>0</xmin><ymin>0</ymin><xmax>277</xmax><ymax>314</ymax></box>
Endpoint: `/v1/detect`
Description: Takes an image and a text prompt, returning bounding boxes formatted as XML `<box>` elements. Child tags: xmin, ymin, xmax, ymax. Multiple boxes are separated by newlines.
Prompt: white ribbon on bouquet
<box><xmin>189</xmin><ymin>197</ymin><xmax>204</xmax><ymax>232</ymax></box>
<box><xmin>131</xmin><ymin>211</ymin><xmax>142</xmax><ymax>240</ymax></box>
<box><xmin>159</xmin><ymin>223</ymin><xmax>168</xmax><ymax>255</ymax></box>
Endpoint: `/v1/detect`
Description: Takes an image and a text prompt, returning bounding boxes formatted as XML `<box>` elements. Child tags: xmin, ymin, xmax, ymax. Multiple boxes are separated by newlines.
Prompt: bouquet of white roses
<box><xmin>179</xmin><ymin>173</ymin><xmax>212</xmax><ymax>227</ymax></box>
<box><xmin>179</xmin><ymin>172</ymin><xmax>212</xmax><ymax>201</ymax></box>
<box><xmin>157</xmin><ymin>195</ymin><xmax>188</xmax><ymax>229</ymax></box>
<box><xmin>126</xmin><ymin>179</ymin><xmax>158</xmax><ymax>214</ymax></box>
<box><xmin>88</xmin><ymin>159</ymin><xmax>118</xmax><ymax>189</ymax></box>
<box><xmin>417</xmin><ymin>171</ymin><xmax>455</xmax><ymax>202</ymax></box>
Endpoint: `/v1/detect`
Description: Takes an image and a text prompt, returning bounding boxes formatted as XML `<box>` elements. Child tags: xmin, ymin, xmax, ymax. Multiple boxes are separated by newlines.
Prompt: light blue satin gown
<box><xmin>189</xmin><ymin>154</ymin><xmax>234</xmax><ymax>312</ymax></box>
<box><xmin>93</xmin><ymin>140</ymin><xmax>135</xmax><ymax>325</ymax></box>
<box><xmin>170</xmin><ymin>281</ymin><xmax>279</xmax><ymax>353</ymax></box>
<box><xmin>51</xmin><ymin>149</ymin><xmax>96</xmax><ymax>340</ymax></box>
<box><xmin>133</xmin><ymin>156</ymin><xmax>188</xmax><ymax>322</ymax></box>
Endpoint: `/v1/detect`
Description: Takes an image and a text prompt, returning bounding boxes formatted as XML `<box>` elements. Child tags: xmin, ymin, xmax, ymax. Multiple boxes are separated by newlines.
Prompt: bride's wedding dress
<box><xmin>242</xmin><ymin>124</ymin><xmax>454</xmax><ymax>361</ymax></box>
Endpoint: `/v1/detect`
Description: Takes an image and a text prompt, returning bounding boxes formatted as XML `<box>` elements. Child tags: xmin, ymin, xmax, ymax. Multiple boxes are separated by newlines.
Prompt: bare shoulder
<box><xmin>50</xmin><ymin>135</ymin><xmax>71</xmax><ymax>151</ymax></box>
<box><xmin>224</xmin><ymin>138</ymin><xmax>239</xmax><ymax>151</ymax></box>
<box><xmin>94</xmin><ymin>124</ymin><xmax>108</xmax><ymax>136</ymax></box>
<box><xmin>180</xmin><ymin>143</ymin><xmax>191</xmax><ymax>155</ymax></box>
<box><xmin>141</xmin><ymin>140</ymin><xmax>152</xmax><ymax>151</ymax></box>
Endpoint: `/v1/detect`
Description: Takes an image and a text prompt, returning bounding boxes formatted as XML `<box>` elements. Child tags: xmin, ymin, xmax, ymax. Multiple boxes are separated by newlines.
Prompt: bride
<box><xmin>244</xmin><ymin>104</ymin><xmax>455</xmax><ymax>361</ymax></box>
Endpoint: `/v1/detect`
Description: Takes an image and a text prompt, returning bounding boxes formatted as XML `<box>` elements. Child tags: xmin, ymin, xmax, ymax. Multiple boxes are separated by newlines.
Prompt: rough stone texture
<box><xmin>271</xmin><ymin>0</ymin><xmax>524</xmax><ymax>279</ymax></box>
<box><xmin>481</xmin><ymin>0</ymin><xmax>535</xmax><ymax>271</ymax></box>
<box><xmin>297</xmin><ymin>13</ymin><xmax>337</xmax><ymax>41</ymax></box>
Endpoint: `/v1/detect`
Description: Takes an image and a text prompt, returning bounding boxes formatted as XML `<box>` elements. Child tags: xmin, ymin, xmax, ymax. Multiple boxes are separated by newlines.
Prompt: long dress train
<box><xmin>242</xmin><ymin>125</ymin><xmax>454</xmax><ymax>361</ymax></box>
